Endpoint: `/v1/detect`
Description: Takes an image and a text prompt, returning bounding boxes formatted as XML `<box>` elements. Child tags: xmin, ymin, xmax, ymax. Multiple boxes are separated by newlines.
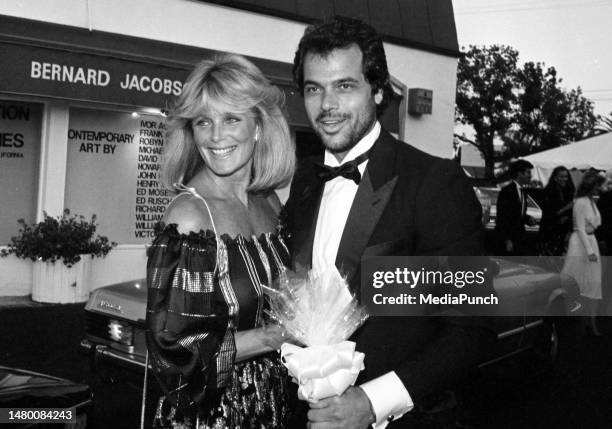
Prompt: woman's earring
<box><xmin>254</xmin><ymin>127</ymin><xmax>260</xmax><ymax>143</ymax></box>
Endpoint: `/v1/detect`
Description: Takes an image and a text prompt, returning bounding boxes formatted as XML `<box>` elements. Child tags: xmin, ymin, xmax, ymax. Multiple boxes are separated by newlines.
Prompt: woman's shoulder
<box><xmin>164</xmin><ymin>192</ymin><xmax>214</xmax><ymax>235</ymax></box>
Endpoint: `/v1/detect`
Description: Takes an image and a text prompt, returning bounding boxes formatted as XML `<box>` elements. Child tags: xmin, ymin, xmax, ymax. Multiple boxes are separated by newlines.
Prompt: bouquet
<box><xmin>264</xmin><ymin>268</ymin><xmax>369</xmax><ymax>401</ymax></box>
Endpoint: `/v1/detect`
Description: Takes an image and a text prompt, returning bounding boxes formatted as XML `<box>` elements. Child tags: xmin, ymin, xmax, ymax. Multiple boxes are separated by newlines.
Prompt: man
<box><xmin>495</xmin><ymin>159</ymin><xmax>535</xmax><ymax>255</ymax></box>
<box><xmin>285</xmin><ymin>16</ymin><xmax>496</xmax><ymax>428</ymax></box>
<box><xmin>597</xmin><ymin>169</ymin><xmax>612</xmax><ymax>315</ymax></box>
<box><xmin>597</xmin><ymin>169</ymin><xmax>612</xmax><ymax>255</ymax></box>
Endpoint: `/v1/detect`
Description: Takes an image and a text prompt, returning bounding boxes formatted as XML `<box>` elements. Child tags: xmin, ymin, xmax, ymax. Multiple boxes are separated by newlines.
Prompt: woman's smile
<box><xmin>208</xmin><ymin>145</ymin><xmax>238</xmax><ymax>158</ymax></box>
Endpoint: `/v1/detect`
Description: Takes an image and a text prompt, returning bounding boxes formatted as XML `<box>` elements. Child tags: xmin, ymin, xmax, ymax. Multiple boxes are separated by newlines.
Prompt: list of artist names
<box><xmin>134</xmin><ymin>119</ymin><xmax>170</xmax><ymax>239</ymax></box>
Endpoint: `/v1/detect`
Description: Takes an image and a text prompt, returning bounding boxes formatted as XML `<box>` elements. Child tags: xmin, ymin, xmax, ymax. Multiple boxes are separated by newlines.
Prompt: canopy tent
<box><xmin>521</xmin><ymin>132</ymin><xmax>612</xmax><ymax>185</ymax></box>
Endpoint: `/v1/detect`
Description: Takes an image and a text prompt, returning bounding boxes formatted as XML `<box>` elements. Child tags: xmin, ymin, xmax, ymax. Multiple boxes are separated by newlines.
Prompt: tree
<box><xmin>561</xmin><ymin>88</ymin><xmax>599</xmax><ymax>141</ymax></box>
<box><xmin>455</xmin><ymin>45</ymin><xmax>598</xmax><ymax>179</ymax></box>
<box><xmin>504</xmin><ymin>63</ymin><xmax>598</xmax><ymax>156</ymax></box>
<box><xmin>455</xmin><ymin>45</ymin><xmax>519</xmax><ymax>179</ymax></box>
<box><xmin>595</xmin><ymin>111</ymin><xmax>612</xmax><ymax>133</ymax></box>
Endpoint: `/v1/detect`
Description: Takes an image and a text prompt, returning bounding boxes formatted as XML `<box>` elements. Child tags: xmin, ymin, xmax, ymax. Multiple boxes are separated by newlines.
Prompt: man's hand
<box><xmin>307</xmin><ymin>386</ymin><xmax>376</xmax><ymax>429</ymax></box>
<box><xmin>504</xmin><ymin>240</ymin><xmax>514</xmax><ymax>253</ymax></box>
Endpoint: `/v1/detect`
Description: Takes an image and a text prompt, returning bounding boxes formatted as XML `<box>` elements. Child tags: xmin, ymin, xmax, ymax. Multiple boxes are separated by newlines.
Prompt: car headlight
<box><xmin>108</xmin><ymin>319</ymin><xmax>134</xmax><ymax>346</ymax></box>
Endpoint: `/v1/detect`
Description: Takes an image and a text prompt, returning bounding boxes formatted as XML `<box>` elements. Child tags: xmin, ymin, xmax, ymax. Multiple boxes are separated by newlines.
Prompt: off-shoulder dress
<box><xmin>146</xmin><ymin>189</ymin><xmax>291</xmax><ymax>428</ymax></box>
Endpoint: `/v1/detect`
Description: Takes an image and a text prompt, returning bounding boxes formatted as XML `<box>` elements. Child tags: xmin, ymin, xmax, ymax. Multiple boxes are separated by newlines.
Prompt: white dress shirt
<box><xmin>311</xmin><ymin>121</ymin><xmax>414</xmax><ymax>427</ymax></box>
<box><xmin>512</xmin><ymin>180</ymin><xmax>525</xmax><ymax>214</ymax></box>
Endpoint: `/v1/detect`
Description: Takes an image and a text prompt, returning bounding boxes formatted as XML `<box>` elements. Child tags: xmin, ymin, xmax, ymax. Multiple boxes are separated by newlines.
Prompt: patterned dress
<box><xmin>146</xmin><ymin>193</ymin><xmax>291</xmax><ymax>428</ymax></box>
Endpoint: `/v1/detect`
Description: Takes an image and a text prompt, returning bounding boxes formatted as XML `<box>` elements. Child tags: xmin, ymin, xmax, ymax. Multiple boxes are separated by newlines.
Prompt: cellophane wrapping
<box><xmin>263</xmin><ymin>268</ymin><xmax>369</xmax><ymax>401</ymax></box>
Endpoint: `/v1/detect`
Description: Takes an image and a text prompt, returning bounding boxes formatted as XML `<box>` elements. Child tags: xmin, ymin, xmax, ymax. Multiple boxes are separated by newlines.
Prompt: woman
<box><xmin>538</xmin><ymin>166</ymin><xmax>575</xmax><ymax>257</ymax></box>
<box><xmin>562</xmin><ymin>170</ymin><xmax>605</xmax><ymax>336</ymax></box>
<box><xmin>146</xmin><ymin>54</ymin><xmax>296</xmax><ymax>428</ymax></box>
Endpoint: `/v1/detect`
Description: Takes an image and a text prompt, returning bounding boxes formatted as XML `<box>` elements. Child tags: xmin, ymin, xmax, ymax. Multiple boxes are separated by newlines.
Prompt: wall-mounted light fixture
<box><xmin>408</xmin><ymin>88</ymin><xmax>433</xmax><ymax>115</ymax></box>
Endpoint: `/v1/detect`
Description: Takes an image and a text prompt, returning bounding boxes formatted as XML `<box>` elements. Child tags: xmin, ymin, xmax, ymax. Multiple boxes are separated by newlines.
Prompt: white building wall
<box><xmin>386</xmin><ymin>45</ymin><xmax>458</xmax><ymax>158</ymax></box>
<box><xmin>0</xmin><ymin>0</ymin><xmax>458</xmax><ymax>296</ymax></box>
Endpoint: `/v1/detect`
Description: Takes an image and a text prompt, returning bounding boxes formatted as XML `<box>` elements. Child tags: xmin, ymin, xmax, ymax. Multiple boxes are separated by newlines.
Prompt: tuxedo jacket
<box><xmin>596</xmin><ymin>190</ymin><xmax>612</xmax><ymax>254</ymax></box>
<box><xmin>495</xmin><ymin>182</ymin><xmax>528</xmax><ymax>243</ymax></box>
<box><xmin>284</xmin><ymin>129</ymin><xmax>496</xmax><ymax>419</ymax></box>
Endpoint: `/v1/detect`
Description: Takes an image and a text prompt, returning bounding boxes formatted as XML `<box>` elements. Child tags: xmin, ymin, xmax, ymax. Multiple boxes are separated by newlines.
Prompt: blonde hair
<box><xmin>161</xmin><ymin>53</ymin><xmax>295</xmax><ymax>193</ymax></box>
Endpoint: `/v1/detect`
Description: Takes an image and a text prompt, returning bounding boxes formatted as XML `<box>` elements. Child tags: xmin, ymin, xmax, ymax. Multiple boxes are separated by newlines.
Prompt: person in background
<box><xmin>596</xmin><ymin>169</ymin><xmax>612</xmax><ymax>316</ymax></box>
<box><xmin>145</xmin><ymin>53</ymin><xmax>296</xmax><ymax>428</ymax></box>
<box><xmin>562</xmin><ymin>170</ymin><xmax>605</xmax><ymax>336</ymax></box>
<box><xmin>538</xmin><ymin>166</ymin><xmax>575</xmax><ymax>257</ymax></box>
<box><xmin>496</xmin><ymin>159</ymin><xmax>537</xmax><ymax>255</ymax></box>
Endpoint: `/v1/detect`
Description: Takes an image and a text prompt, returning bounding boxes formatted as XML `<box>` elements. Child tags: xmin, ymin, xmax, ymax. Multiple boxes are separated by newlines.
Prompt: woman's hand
<box><xmin>234</xmin><ymin>324</ymin><xmax>290</xmax><ymax>362</ymax></box>
<box><xmin>260</xmin><ymin>324</ymin><xmax>288</xmax><ymax>350</ymax></box>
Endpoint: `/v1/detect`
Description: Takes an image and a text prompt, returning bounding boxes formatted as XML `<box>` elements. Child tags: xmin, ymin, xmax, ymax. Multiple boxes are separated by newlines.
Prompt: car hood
<box><xmin>0</xmin><ymin>366</ymin><xmax>92</xmax><ymax>409</ymax></box>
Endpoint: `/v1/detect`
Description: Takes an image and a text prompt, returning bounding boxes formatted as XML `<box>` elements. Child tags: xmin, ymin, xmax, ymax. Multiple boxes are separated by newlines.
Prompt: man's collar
<box><xmin>324</xmin><ymin>121</ymin><xmax>381</xmax><ymax>167</ymax></box>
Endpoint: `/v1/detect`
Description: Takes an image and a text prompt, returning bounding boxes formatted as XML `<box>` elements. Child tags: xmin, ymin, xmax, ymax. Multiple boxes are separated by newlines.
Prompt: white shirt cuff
<box><xmin>360</xmin><ymin>371</ymin><xmax>414</xmax><ymax>428</ymax></box>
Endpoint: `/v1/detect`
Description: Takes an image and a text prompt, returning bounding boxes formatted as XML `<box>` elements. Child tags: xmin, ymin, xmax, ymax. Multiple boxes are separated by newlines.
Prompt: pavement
<box><xmin>2</xmin><ymin>296</ymin><xmax>612</xmax><ymax>428</ymax></box>
<box><xmin>0</xmin><ymin>295</ymin><xmax>47</xmax><ymax>308</ymax></box>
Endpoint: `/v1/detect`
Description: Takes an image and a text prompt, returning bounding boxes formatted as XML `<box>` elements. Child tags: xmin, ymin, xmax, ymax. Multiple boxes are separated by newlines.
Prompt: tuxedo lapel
<box><xmin>335</xmin><ymin>130</ymin><xmax>399</xmax><ymax>285</ymax></box>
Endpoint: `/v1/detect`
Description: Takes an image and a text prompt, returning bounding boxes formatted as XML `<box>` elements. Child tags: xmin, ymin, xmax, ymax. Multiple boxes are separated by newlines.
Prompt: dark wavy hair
<box><xmin>545</xmin><ymin>166</ymin><xmax>575</xmax><ymax>201</ymax></box>
<box><xmin>509</xmin><ymin>159</ymin><xmax>533</xmax><ymax>179</ymax></box>
<box><xmin>292</xmin><ymin>15</ymin><xmax>394</xmax><ymax>116</ymax></box>
<box><xmin>576</xmin><ymin>169</ymin><xmax>605</xmax><ymax>198</ymax></box>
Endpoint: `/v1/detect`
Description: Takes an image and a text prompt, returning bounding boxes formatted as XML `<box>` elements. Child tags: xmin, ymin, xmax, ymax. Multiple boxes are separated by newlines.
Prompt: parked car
<box><xmin>80</xmin><ymin>260</ymin><xmax>580</xmax><ymax>374</ymax></box>
<box><xmin>0</xmin><ymin>366</ymin><xmax>93</xmax><ymax>428</ymax></box>
<box><xmin>474</xmin><ymin>187</ymin><xmax>542</xmax><ymax>232</ymax></box>
<box><xmin>482</xmin><ymin>258</ymin><xmax>580</xmax><ymax>366</ymax></box>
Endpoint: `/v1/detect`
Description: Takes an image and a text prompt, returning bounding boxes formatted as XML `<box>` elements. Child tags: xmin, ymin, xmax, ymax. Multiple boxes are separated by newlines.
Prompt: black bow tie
<box><xmin>314</xmin><ymin>151</ymin><xmax>370</xmax><ymax>185</ymax></box>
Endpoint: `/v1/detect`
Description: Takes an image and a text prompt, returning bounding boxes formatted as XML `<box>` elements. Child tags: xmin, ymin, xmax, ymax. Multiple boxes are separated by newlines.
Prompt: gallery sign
<box><xmin>0</xmin><ymin>42</ymin><xmax>187</xmax><ymax>108</ymax></box>
<box><xmin>0</xmin><ymin>41</ymin><xmax>312</xmax><ymax>128</ymax></box>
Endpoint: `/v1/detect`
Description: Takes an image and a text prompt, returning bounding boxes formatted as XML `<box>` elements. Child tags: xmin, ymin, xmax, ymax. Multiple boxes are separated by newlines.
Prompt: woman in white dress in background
<box><xmin>562</xmin><ymin>170</ymin><xmax>606</xmax><ymax>335</ymax></box>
